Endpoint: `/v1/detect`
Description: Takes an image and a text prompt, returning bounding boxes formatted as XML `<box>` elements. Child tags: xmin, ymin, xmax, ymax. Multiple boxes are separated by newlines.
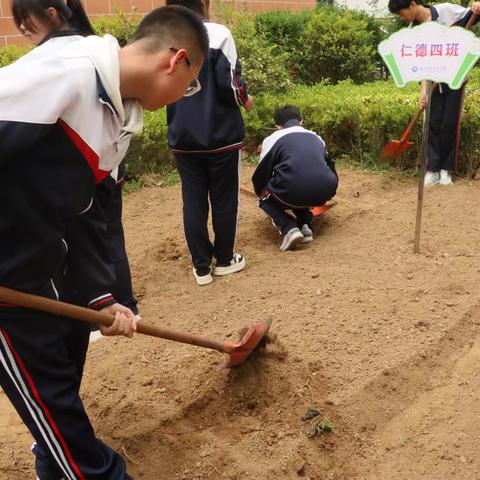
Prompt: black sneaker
<box><xmin>214</xmin><ymin>253</ymin><xmax>246</xmax><ymax>276</ymax></box>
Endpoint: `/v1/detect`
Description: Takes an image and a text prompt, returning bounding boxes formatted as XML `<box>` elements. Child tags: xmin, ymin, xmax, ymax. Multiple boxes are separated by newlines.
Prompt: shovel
<box><xmin>0</xmin><ymin>286</ymin><xmax>271</xmax><ymax>368</ymax></box>
<box><xmin>380</xmin><ymin>107</ymin><xmax>424</xmax><ymax>161</ymax></box>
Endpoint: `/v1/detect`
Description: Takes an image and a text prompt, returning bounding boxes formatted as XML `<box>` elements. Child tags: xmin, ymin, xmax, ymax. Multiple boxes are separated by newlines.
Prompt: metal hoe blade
<box><xmin>380</xmin><ymin>140</ymin><xmax>414</xmax><ymax>161</ymax></box>
<box><xmin>311</xmin><ymin>202</ymin><xmax>336</xmax><ymax>217</ymax></box>
<box><xmin>221</xmin><ymin>319</ymin><xmax>272</xmax><ymax>368</ymax></box>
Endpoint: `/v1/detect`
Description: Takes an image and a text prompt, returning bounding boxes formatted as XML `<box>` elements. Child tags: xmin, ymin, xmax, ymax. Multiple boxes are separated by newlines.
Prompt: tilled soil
<box><xmin>2</xmin><ymin>165</ymin><xmax>480</xmax><ymax>480</ymax></box>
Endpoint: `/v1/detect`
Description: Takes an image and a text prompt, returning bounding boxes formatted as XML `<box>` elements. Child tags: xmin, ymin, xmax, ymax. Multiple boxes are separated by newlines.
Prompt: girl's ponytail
<box><xmin>66</xmin><ymin>0</ymin><xmax>95</xmax><ymax>36</ymax></box>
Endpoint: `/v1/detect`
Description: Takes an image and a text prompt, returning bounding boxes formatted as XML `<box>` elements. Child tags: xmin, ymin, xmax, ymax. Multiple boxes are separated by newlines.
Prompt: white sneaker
<box><xmin>280</xmin><ymin>227</ymin><xmax>304</xmax><ymax>252</ymax></box>
<box><xmin>424</xmin><ymin>171</ymin><xmax>440</xmax><ymax>186</ymax></box>
<box><xmin>214</xmin><ymin>253</ymin><xmax>245</xmax><ymax>276</ymax></box>
<box><xmin>439</xmin><ymin>169</ymin><xmax>453</xmax><ymax>185</ymax></box>
<box><xmin>192</xmin><ymin>267</ymin><xmax>213</xmax><ymax>286</ymax></box>
<box><xmin>300</xmin><ymin>224</ymin><xmax>313</xmax><ymax>243</ymax></box>
<box><xmin>89</xmin><ymin>330</ymin><xmax>103</xmax><ymax>343</ymax></box>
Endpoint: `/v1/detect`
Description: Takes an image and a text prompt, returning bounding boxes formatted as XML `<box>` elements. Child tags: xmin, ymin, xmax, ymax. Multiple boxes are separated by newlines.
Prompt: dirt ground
<box><xmin>2</xmin><ymin>164</ymin><xmax>480</xmax><ymax>480</ymax></box>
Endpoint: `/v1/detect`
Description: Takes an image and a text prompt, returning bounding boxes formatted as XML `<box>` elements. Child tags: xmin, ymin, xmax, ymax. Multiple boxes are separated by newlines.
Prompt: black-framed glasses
<box><xmin>169</xmin><ymin>47</ymin><xmax>202</xmax><ymax>97</ymax></box>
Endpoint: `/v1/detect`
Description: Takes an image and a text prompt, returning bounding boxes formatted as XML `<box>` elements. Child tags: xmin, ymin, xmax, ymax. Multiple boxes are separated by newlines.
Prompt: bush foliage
<box><xmin>2</xmin><ymin>6</ymin><xmax>479</xmax><ymax>177</ymax></box>
<box><xmin>91</xmin><ymin>11</ymin><xmax>141</xmax><ymax>46</ymax></box>
<box><xmin>0</xmin><ymin>44</ymin><xmax>32</xmax><ymax>67</ymax></box>
<box><xmin>124</xmin><ymin>72</ymin><xmax>480</xmax><ymax>177</ymax></box>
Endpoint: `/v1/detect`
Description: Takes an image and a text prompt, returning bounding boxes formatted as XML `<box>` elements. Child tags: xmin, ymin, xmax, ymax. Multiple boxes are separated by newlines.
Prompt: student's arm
<box><xmin>0</xmin><ymin>57</ymin><xmax>73</xmax><ymax>168</ymax></box>
<box><xmin>252</xmin><ymin>137</ymin><xmax>279</xmax><ymax>195</ymax></box>
<box><xmin>212</xmin><ymin>25</ymin><xmax>250</xmax><ymax>109</ymax></box>
<box><xmin>64</xmin><ymin>195</ymin><xmax>118</xmax><ymax>311</ymax></box>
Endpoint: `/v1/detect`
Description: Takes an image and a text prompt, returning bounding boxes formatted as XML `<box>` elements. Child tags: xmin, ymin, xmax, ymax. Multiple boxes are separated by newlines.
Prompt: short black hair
<box><xmin>12</xmin><ymin>0</ymin><xmax>95</xmax><ymax>36</ymax></box>
<box><xmin>165</xmin><ymin>0</ymin><xmax>205</xmax><ymax>17</ymax></box>
<box><xmin>129</xmin><ymin>6</ymin><xmax>209</xmax><ymax>67</ymax></box>
<box><xmin>274</xmin><ymin>105</ymin><xmax>302</xmax><ymax>127</ymax></box>
<box><xmin>388</xmin><ymin>0</ymin><xmax>420</xmax><ymax>14</ymax></box>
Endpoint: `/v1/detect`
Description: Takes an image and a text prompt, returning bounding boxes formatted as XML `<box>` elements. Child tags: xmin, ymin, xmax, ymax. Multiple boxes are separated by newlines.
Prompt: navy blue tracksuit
<box><xmin>167</xmin><ymin>21</ymin><xmax>248</xmax><ymax>271</ymax></box>
<box><xmin>423</xmin><ymin>4</ymin><xmax>477</xmax><ymax>171</ymax></box>
<box><xmin>252</xmin><ymin>120</ymin><xmax>338</xmax><ymax>234</ymax></box>
<box><xmin>0</xmin><ymin>34</ymin><xmax>137</xmax><ymax>479</ymax></box>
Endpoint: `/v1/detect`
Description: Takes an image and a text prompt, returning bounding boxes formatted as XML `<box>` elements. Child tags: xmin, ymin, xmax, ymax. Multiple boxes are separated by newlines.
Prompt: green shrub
<box><xmin>0</xmin><ymin>45</ymin><xmax>32</xmax><ymax>67</ymax></box>
<box><xmin>300</xmin><ymin>6</ymin><xmax>381</xmax><ymax>84</ymax></box>
<box><xmin>126</xmin><ymin>76</ymin><xmax>480</xmax><ymax>177</ymax></box>
<box><xmin>233</xmin><ymin>15</ymin><xmax>292</xmax><ymax>95</ymax></box>
<box><xmin>123</xmin><ymin>109</ymin><xmax>172</xmax><ymax>176</ymax></box>
<box><xmin>92</xmin><ymin>10</ymin><xmax>141</xmax><ymax>46</ymax></box>
<box><xmin>254</xmin><ymin>9</ymin><xmax>312</xmax><ymax>81</ymax></box>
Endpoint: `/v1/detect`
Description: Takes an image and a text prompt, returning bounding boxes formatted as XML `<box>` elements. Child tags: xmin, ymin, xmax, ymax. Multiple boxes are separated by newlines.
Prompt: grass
<box><xmin>307</xmin><ymin>420</ymin><xmax>336</xmax><ymax>437</ymax></box>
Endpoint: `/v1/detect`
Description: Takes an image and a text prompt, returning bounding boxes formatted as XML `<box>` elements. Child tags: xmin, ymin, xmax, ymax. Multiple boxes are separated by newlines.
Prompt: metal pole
<box><xmin>413</xmin><ymin>80</ymin><xmax>432</xmax><ymax>254</ymax></box>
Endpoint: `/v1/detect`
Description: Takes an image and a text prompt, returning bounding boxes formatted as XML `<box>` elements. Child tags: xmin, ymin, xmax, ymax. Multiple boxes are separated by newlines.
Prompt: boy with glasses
<box><xmin>166</xmin><ymin>0</ymin><xmax>253</xmax><ymax>286</ymax></box>
<box><xmin>0</xmin><ymin>7</ymin><xmax>207</xmax><ymax>479</ymax></box>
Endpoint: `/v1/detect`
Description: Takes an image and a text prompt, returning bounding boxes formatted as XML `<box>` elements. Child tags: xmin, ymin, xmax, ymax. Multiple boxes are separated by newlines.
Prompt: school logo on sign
<box><xmin>378</xmin><ymin>21</ymin><xmax>480</xmax><ymax>89</ymax></box>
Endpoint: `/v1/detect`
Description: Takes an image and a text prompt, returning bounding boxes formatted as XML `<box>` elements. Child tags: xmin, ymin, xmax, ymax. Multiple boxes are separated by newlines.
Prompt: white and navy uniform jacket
<box><xmin>252</xmin><ymin>120</ymin><xmax>338</xmax><ymax>208</ymax></box>
<box><xmin>427</xmin><ymin>3</ymin><xmax>475</xmax><ymax>26</ymax></box>
<box><xmin>166</xmin><ymin>21</ymin><xmax>248</xmax><ymax>154</ymax></box>
<box><xmin>0</xmin><ymin>34</ymin><xmax>142</xmax><ymax>308</ymax></box>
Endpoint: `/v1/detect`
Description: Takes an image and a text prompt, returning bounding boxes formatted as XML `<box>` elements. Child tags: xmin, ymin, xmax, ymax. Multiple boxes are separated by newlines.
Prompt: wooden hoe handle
<box><xmin>0</xmin><ymin>286</ymin><xmax>227</xmax><ymax>353</ymax></box>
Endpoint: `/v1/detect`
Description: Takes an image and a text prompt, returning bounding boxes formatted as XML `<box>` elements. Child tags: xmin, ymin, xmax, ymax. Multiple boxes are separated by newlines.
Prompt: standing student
<box><xmin>252</xmin><ymin>106</ymin><xmax>338</xmax><ymax>251</ymax></box>
<box><xmin>13</xmin><ymin>0</ymin><xmax>140</xmax><ymax>318</ymax></box>
<box><xmin>0</xmin><ymin>7</ymin><xmax>208</xmax><ymax>479</ymax></box>
<box><xmin>166</xmin><ymin>0</ymin><xmax>253</xmax><ymax>286</ymax></box>
<box><xmin>388</xmin><ymin>0</ymin><xmax>480</xmax><ymax>186</ymax></box>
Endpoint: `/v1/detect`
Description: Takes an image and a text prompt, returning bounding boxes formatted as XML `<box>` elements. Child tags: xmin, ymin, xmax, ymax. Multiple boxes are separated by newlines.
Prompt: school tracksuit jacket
<box><xmin>166</xmin><ymin>21</ymin><xmax>248</xmax><ymax>271</ymax></box>
<box><xmin>423</xmin><ymin>3</ymin><xmax>477</xmax><ymax>172</ymax></box>
<box><xmin>0</xmin><ymin>34</ymin><xmax>142</xmax><ymax>480</ymax></box>
<box><xmin>252</xmin><ymin>120</ymin><xmax>338</xmax><ymax>235</ymax></box>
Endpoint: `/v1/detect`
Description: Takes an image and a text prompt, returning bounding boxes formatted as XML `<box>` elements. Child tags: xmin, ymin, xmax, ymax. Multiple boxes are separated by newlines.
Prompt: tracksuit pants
<box><xmin>0</xmin><ymin>307</ymin><xmax>132</xmax><ymax>480</ymax></box>
<box><xmin>95</xmin><ymin>162</ymin><xmax>138</xmax><ymax>315</ymax></box>
<box><xmin>428</xmin><ymin>83</ymin><xmax>465</xmax><ymax>172</ymax></box>
<box><xmin>175</xmin><ymin>150</ymin><xmax>240</xmax><ymax>272</ymax></box>
<box><xmin>101</xmin><ymin>182</ymin><xmax>138</xmax><ymax>315</ymax></box>
<box><xmin>259</xmin><ymin>195</ymin><xmax>313</xmax><ymax>236</ymax></box>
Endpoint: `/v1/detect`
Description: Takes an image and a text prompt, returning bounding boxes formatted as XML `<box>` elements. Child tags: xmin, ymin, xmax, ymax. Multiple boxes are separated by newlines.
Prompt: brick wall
<box><xmin>0</xmin><ymin>0</ymin><xmax>316</xmax><ymax>47</ymax></box>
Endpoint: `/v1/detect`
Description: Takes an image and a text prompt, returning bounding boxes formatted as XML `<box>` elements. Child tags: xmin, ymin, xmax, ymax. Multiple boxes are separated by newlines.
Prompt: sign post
<box><xmin>378</xmin><ymin>22</ymin><xmax>480</xmax><ymax>253</ymax></box>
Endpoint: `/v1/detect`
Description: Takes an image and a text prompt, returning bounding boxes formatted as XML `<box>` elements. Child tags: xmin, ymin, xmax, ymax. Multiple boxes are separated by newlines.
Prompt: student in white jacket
<box><xmin>0</xmin><ymin>6</ymin><xmax>208</xmax><ymax>479</ymax></box>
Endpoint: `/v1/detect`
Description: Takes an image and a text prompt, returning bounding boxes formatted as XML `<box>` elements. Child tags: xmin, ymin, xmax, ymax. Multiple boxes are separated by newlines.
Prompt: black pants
<box><xmin>0</xmin><ymin>308</ymin><xmax>132</xmax><ymax>480</ymax></box>
<box><xmin>101</xmin><ymin>178</ymin><xmax>138</xmax><ymax>315</ymax></box>
<box><xmin>175</xmin><ymin>150</ymin><xmax>240</xmax><ymax>271</ymax></box>
<box><xmin>66</xmin><ymin>165</ymin><xmax>138</xmax><ymax>316</ymax></box>
<box><xmin>259</xmin><ymin>195</ymin><xmax>313</xmax><ymax>235</ymax></box>
<box><xmin>428</xmin><ymin>83</ymin><xmax>465</xmax><ymax>172</ymax></box>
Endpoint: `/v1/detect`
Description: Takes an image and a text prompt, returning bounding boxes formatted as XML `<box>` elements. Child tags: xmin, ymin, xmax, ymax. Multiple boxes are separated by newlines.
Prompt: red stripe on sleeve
<box><xmin>58</xmin><ymin>119</ymin><xmax>110</xmax><ymax>184</ymax></box>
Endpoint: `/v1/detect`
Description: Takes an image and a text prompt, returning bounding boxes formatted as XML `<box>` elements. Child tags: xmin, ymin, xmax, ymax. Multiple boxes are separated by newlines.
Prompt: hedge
<box><xmin>2</xmin><ymin>9</ymin><xmax>479</xmax><ymax>176</ymax></box>
<box><xmin>123</xmin><ymin>72</ymin><xmax>480</xmax><ymax>177</ymax></box>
